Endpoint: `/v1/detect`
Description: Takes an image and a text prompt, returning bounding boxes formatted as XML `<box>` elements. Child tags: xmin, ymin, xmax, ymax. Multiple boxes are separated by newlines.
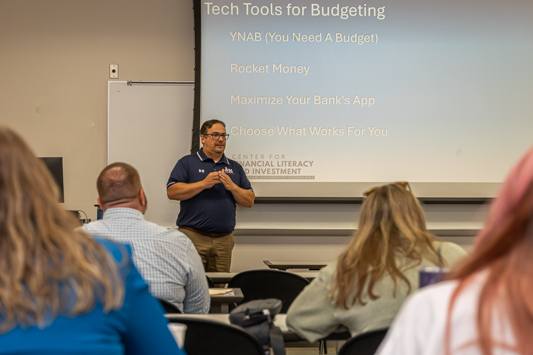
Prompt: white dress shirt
<box><xmin>84</xmin><ymin>208</ymin><xmax>210</xmax><ymax>314</ymax></box>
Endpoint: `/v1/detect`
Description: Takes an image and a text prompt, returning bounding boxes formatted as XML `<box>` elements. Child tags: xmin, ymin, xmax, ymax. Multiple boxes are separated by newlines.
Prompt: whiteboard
<box><xmin>107</xmin><ymin>81</ymin><xmax>194</xmax><ymax>227</ymax></box>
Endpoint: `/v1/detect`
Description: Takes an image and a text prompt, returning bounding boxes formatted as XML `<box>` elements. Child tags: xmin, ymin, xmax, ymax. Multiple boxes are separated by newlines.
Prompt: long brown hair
<box><xmin>446</xmin><ymin>145</ymin><xmax>533</xmax><ymax>355</ymax></box>
<box><xmin>330</xmin><ymin>183</ymin><xmax>440</xmax><ymax>309</ymax></box>
<box><xmin>0</xmin><ymin>126</ymin><xmax>124</xmax><ymax>332</ymax></box>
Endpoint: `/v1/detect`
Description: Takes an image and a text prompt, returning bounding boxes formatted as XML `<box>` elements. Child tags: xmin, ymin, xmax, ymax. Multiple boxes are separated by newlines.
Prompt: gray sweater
<box><xmin>286</xmin><ymin>241</ymin><xmax>468</xmax><ymax>342</ymax></box>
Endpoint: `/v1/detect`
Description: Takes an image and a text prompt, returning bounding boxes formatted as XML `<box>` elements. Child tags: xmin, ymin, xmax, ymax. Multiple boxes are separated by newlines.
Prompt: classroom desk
<box><xmin>263</xmin><ymin>260</ymin><xmax>330</xmax><ymax>271</ymax></box>
<box><xmin>206</xmin><ymin>271</ymin><xmax>320</xmax><ymax>284</ymax></box>
<box><xmin>209</xmin><ymin>288</ymin><xmax>243</xmax><ymax>314</ymax></box>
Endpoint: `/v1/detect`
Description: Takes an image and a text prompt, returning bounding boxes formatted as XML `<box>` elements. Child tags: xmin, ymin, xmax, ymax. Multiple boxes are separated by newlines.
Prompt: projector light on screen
<box><xmin>195</xmin><ymin>0</ymin><xmax>533</xmax><ymax>197</ymax></box>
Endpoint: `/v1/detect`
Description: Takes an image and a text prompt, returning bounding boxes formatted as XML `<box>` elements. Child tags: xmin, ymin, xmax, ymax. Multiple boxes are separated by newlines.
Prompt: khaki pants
<box><xmin>179</xmin><ymin>228</ymin><xmax>234</xmax><ymax>272</ymax></box>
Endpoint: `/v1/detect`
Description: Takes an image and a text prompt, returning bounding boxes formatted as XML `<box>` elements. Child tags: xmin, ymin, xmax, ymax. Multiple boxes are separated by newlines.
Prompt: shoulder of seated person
<box><xmin>95</xmin><ymin>237</ymin><xmax>133</xmax><ymax>262</ymax></box>
<box><xmin>146</xmin><ymin>228</ymin><xmax>195</xmax><ymax>251</ymax></box>
<box><xmin>434</xmin><ymin>240</ymin><xmax>467</xmax><ymax>253</ymax></box>
<box><xmin>170</xmin><ymin>228</ymin><xmax>195</xmax><ymax>241</ymax></box>
<box><xmin>318</xmin><ymin>261</ymin><xmax>338</xmax><ymax>278</ymax></box>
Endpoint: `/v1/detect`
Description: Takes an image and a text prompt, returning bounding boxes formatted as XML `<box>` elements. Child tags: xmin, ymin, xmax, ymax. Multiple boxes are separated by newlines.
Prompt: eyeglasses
<box><xmin>363</xmin><ymin>181</ymin><xmax>411</xmax><ymax>198</ymax></box>
<box><xmin>204</xmin><ymin>133</ymin><xmax>230</xmax><ymax>141</ymax></box>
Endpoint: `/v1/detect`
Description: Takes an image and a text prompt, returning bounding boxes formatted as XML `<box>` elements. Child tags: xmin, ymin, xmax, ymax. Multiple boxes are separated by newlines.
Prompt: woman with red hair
<box><xmin>377</xmin><ymin>145</ymin><xmax>533</xmax><ymax>355</ymax></box>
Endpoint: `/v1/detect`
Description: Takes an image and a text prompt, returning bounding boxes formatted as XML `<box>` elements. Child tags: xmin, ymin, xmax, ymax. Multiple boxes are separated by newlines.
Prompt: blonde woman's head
<box><xmin>0</xmin><ymin>125</ymin><xmax>124</xmax><ymax>333</ymax></box>
<box><xmin>331</xmin><ymin>182</ymin><xmax>439</xmax><ymax>309</ymax></box>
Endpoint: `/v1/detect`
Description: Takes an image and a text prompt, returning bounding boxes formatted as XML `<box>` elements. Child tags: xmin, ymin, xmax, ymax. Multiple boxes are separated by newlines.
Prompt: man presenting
<box><xmin>84</xmin><ymin>162</ymin><xmax>210</xmax><ymax>313</ymax></box>
<box><xmin>167</xmin><ymin>120</ymin><xmax>255</xmax><ymax>272</ymax></box>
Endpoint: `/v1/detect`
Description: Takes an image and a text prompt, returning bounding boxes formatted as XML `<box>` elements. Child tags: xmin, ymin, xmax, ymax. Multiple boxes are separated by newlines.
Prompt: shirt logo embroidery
<box><xmin>199</xmin><ymin>169</ymin><xmax>205</xmax><ymax>173</ymax></box>
<box><xmin>224</xmin><ymin>167</ymin><xmax>234</xmax><ymax>175</ymax></box>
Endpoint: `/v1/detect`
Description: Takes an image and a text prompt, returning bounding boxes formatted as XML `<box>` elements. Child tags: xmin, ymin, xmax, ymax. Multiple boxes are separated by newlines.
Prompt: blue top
<box><xmin>167</xmin><ymin>149</ymin><xmax>253</xmax><ymax>233</ymax></box>
<box><xmin>0</xmin><ymin>239</ymin><xmax>185</xmax><ymax>355</ymax></box>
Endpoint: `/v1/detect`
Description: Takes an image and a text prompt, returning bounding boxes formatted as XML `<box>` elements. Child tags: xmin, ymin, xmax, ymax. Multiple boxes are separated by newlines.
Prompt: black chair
<box><xmin>336</xmin><ymin>328</ymin><xmax>388</xmax><ymax>355</ymax></box>
<box><xmin>206</xmin><ymin>275</ymin><xmax>216</xmax><ymax>288</ymax></box>
<box><xmin>227</xmin><ymin>269</ymin><xmax>310</xmax><ymax>313</ymax></box>
<box><xmin>317</xmin><ymin>330</ymin><xmax>352</xmax><ymax>354</ymax></box>
<box><xmin>157</xmin><ymin>298</ymin><xmax>182</xmax><ymax>314</ymax></box>
<box><xmin>167</xmin><ymin>316</ymin><xmax>264</xmax><ymax>355</ymax></box>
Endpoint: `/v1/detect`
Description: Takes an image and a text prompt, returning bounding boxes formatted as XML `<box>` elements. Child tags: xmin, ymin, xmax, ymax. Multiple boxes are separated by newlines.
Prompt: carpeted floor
<box><xmin>284</xmin><ymin>340</ymin><xmax>343</xmax><ymax>354</ymax></box>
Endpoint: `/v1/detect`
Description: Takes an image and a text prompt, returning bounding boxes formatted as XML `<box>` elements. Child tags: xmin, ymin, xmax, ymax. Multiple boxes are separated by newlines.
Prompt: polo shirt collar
<box><xmin>197</xmin><ymin>149</ymin><xmax>230</xmax><ymax>165</ymax></box>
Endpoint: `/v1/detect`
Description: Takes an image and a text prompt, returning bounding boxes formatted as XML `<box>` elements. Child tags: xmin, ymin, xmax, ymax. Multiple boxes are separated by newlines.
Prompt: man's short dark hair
<box><xmin>97</xmin><ymin>162</ymin><xmax>141</xmax><ymax>205</ymax></box>
<box><xmin>200</xmin><ymin>120</ymin><xmax>226</xmax><ymax>135</ymax></box>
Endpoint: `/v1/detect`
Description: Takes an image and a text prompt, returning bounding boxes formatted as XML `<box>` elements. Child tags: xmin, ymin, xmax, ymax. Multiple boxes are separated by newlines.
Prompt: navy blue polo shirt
<box><xmin>167</xmin><ymin>149</ymin><xmax>253</xmax><ymax>233</ymax></box>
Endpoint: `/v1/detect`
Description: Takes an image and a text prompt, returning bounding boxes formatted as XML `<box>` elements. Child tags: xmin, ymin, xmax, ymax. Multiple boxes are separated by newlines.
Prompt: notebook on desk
<box><xmin>209</xmin><ymin>288</ymin><xmax>234</xmax><ymax>296</ymax></box>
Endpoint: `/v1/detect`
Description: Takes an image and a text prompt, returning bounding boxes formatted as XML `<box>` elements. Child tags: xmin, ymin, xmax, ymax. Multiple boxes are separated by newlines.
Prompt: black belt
<box><xmin>180</xmin><ymin>226</ymin><xmax>232</xmax><ymax>238</ymax></box>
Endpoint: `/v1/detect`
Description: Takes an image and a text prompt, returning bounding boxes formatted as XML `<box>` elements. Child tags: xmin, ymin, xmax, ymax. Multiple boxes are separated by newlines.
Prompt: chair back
<box><xmin>168</xmin><ymin>316</ymin><xmax>264</xmax><ymax>355</ymax></box>
<box><xmin>228</xmin><ymin>269</ymin><xmax>310</xmax><ymax>313</ymax></box>
<box><xmin>157</xmin><ymin>298</ymin><xmax>182</xmax><ymax>314</ymax></box>
<box><xmin>337</xmin><ymin>328</ymin><xmax>388</xmax><ymax>355</ymax></box>
<box><xmin>206</xmin><ymin>275</ymin><xmax>216</xmax><ymax>288</ymax></box>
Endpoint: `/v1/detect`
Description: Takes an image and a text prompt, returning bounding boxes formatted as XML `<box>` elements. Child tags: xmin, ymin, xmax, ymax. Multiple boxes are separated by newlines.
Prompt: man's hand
<box><xmin>218</xmin><ymin>170</ymin><xmax>255</xmax><ymax>207</ymax></box>
<box><xmin>203</xmin><ymin>171</ymin><xmax>221</xmax><ymax>189</ymax></box>
<box><xmin>218</xmin><ymin>170</ymin><xmax>236</xmax><ymax>191</ymax></box>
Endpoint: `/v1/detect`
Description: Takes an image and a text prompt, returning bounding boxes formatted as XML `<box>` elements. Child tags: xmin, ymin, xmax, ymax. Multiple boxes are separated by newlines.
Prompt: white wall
<box><xmin>229</xmin><ymin>202</ymin><xmax>485</xmax><ymax>271</ymax></box>
<box><xmin>232</xmin><ymin>234</ymin><xmax>476</xmax><ymax>272</ymax></box>
<box><xmin>0</xmin><ymin>0</ymin><xmax>195</xmax><ymax>217</ymax></box>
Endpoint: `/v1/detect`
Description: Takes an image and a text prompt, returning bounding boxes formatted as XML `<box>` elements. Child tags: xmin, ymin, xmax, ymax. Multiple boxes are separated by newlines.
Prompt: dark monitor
<box><xmin>39</xmin><ymin>157</ymin><xmax>64</xmax><ymax>203</ymax></box>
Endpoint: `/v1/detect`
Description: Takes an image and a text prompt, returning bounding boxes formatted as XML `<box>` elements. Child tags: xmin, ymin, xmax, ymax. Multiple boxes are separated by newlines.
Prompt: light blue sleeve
<box><xmin>182</xmin><ymin>239</ymin><xmax>211</xmax><ymax>314</ymax></box>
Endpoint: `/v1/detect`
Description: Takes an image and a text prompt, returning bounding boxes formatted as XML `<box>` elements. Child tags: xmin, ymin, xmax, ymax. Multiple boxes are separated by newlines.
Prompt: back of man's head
<box><xmin>97</xmin><ymin>162</ymin><xmax>142</xmax><ymax>208</ymax></box>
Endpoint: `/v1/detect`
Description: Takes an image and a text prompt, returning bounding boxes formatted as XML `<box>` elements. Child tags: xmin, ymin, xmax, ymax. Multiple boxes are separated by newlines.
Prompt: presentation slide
<box><xmin>199</xmin><ymin>0</ymin><xmax>533</xmax><ymax>195</ymax></box>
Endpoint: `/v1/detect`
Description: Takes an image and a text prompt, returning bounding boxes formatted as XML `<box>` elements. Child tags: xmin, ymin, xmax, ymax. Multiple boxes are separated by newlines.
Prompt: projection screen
<box><xmin>197</xmin><ymin>0</ymin><xmax>533</xmax><ymax>198</ymax></box>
